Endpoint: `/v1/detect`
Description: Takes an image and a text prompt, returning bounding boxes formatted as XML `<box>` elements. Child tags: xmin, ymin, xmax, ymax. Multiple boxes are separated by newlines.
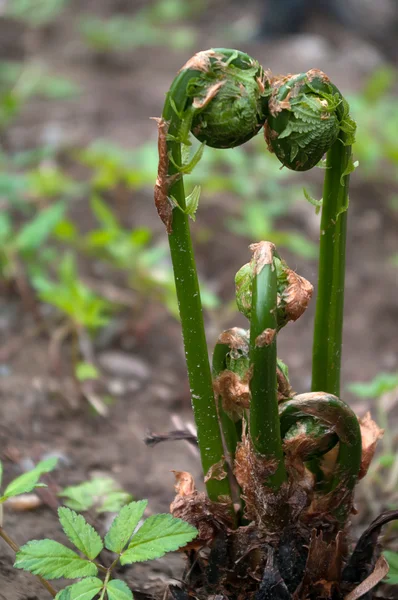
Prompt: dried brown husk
<box><xmin>358</xmin><ymin>411</ymin><xmax>384</xmax><ymax>480</ymax></box>
<box><xmin>296</xmin><ymin>529</ymin><xmax>346</xmax><ymax>599</ymax></box>
<box><xmin>170</xmin><ymin>471</ymin><xmax>233</xmax><ymax>550</ymax></box>
<box><xmin>279</xmin><ymin>268</ymin><xmax>313</xmax><ymax>323</ymax></box>
<box><xmin>213</xmin><ymin>369</ymin><xmax>251</xmax><ymax>421</ymax></box>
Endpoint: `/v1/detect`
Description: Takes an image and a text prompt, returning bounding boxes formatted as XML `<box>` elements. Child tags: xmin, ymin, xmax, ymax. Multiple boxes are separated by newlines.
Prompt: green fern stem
<box><xmin>248</xmin><ymin>243</ymin><xmax>287</xmax><ymax>489</ymax></box>
<box><xmin>312</xmin><ymin>133</ymin><xmax>352</xmax><ymax>397</ymax></box>
<box><xmin>160</xmin><ymin>70</ymin><xmax>233</xmax><ymax>503</ymax></box>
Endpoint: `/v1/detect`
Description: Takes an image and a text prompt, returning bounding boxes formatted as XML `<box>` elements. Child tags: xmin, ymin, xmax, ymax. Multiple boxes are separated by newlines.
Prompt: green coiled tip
<box><xmin>235</xmin><ymin>244</ymin><xmax>313</xmax><ymax>328</ymax></box>
<box><xmin>265</xmin><ymin>69</ymin><xmax>349</xmax><ymax>171</ymax></box>
<box><xmin>181</xmin><ymin>48</ymin><xmax>271</xmax><ymax>149</ymax></box>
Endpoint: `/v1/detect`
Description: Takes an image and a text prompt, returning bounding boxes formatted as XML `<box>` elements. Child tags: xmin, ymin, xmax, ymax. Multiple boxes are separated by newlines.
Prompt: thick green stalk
<box><xmin>312</xmin><ymin>134</ymin><xmax>352</xmax><ymax>397</ymax></box>
<box><xmin>249</xmin><ymin>244</ymin><xmax>287</xmax><ymax>489</ymax></box>
<box><xmin>161</xmin><ymin>71</ymin><xmax>232</xmax><ymax>503</ymax></box>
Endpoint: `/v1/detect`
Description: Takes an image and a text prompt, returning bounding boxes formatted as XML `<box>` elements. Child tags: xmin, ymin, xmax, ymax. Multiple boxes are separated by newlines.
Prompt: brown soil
<box><xmin>0</xmin><ymin>1</ymin><xmax>397</xmax><ymax>598</ymax></box>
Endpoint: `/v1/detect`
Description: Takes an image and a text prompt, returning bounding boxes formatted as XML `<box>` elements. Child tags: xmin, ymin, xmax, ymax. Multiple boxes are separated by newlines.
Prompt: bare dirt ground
<box><xmin>0</xmin><ymin>1</ymin><xmax>397</xmax><ymax>598</ymax></box>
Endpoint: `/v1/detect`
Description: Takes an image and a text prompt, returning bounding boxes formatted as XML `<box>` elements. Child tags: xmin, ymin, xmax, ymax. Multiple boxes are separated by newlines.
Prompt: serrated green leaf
<box><xmin>14</xmin><ymin>539</ymin><xmax>98</xmax><ymax>579</ymax></box>
<box><xmin>58</xmin><ymin>507</ymin><xmax>103</xmax><ymax>559</ymax></box>
<box><xmin>15</xmin><ymin>201</ymin><xmax>66</xmax><ymax>251</ymax></box>
<box><xmin>2</xmin><ymin>457</ymin><xmax>58</xmax><ymax>501</ymax></box>
<box><xmin>184</xmin><ymin>186</ymin><xmax>201</xmax><ymax>221</ymax></box>
<box><xmin>120</xmin><ymin>514</ymin><xmax>197</xmax><ymax>565</ymax></box>
<box><xmin>105</xmin><ymin>500</ymin><xmax>147</xmax><ymax>554</ymax></box>
<box><xmin>107</xmin><ymin>579</ymin><xmax>134</xmax><ymax>600</ymax></box>
<box><xmin>55</xmin><ymin>578</ymin><xmax>103</xmax><ymax>600</ymax></box>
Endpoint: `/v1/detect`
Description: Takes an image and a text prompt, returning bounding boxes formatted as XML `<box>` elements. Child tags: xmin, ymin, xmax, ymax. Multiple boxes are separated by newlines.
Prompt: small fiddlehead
<box><xmin>279</xmin><ymin>392</ymin><xmax>362</xmax><ymax>523</ymax></box>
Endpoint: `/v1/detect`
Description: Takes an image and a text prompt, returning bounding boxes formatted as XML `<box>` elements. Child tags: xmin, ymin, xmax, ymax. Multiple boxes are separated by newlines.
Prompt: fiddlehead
<box><xmin>279</xmin><ymin>392</ymin><xmax>362</xmax><ymax>523</ymax></box>
<box><xmin>264</xmin><ymin>69</ymin><xmax>353</xmax><ymax>171</ymax></box>
<box><xmin>159</xmin><ymin>48</ymin><xmax>271</xmax><ymax>503</ymax></box>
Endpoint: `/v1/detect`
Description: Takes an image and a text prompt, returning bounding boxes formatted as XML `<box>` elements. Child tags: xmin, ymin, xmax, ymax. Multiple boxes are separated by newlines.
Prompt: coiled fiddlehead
<box><xmin>264</xmin><ymin>70</ymin><xmax>350</xmax><ymax>172</ymax></box>
<box><xmin>279</xmin><ymin>392</ymin><xmax>362</xmax><ymax>523</ymax></box>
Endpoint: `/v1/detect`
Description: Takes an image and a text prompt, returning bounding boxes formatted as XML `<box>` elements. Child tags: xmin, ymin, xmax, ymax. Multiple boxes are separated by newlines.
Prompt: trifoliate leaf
<box><xmin>1</xmin><ymin>457</ymin><xmax>58</xmax><ymax>501</ymax></box>
<box><xmin>14</xmin><ymin>540</ymin><xmax>98</xmax><ymax>579</ymax></box>
<box><xmin>55</xmin><ymin>578</ymin><xmax>103</xmax><ymax>600</ymax></box>
<box><xmin>105</xmin><ymin>500</ymin><xmax>147</xmax><ymax>554</ymax></box>
<box><xmin>184</xmin><ymin>186</ymin><xmax>201</xmax><ymax>221</ymax></box>
<box><xmin>303</xmin><ymin>187</ymin><xmax>322</xmax><ymax>214</ymax></box>
<box><xmin>107</xmin><ymin>579</ymin><xmax>134</xmax><ymax>600</ymax></box>
<box><xmin>120</xmin><ymin>514</ymin><xmax>197</xmax><ymax>565</ymax></box>
<box><xmin>58</xmin><ymin>507</ymin><xmax>103</xmax><ymax>559</ymax></box>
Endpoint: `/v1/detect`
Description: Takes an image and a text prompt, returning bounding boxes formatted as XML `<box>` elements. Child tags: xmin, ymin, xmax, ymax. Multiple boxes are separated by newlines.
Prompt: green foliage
<box><xmin>14</xmin><ymin>539</ymin><xmax>98</xmax><ymax>578</ymax></box>
<box><xmin>104</xmin><ymin>500</ymin><xmax>147</xmax><ymax>554</ymax></box>
<box><xmin>5</xmin><ymin>0</ymin><xmax>69</xmax><ymax>27</ymax></box>
<box><xmin>75</xmin><ymin>362</ymin><xmax>100</xmax><ymax>383</ymax></box>
<box><xmin>384</xmin><ymin>551</ymin><xmax>398</xmax><ymax>585</ymax></box>
<box><xmin>0</xmin><ymin>457</ymin><xmax>57</xmax><ymax>503</ymax></box>
<box><xmin>106</xmin><ymin>580</ymin><xmax>133</xmax><ymax>600</ymax></box>
<box><xmin>349</xmin><ymin>67</ymin><xmax>398</xmax><ymax>177</ymax></box>
<box><xmin>32</xmin><ymin>253</ymin><xmax>112</xmax><ymax>331</ymax></box>
<box><xmin>347</xmin><ymin>372</ymin><xmax>398</xmax><ymax>398</ymax></box>
<box><xmin>59</xmin><ymin>477</ymin><xmax>132</xmax><ymax>514</ymax></box>
<box><xmin>79</xmin><ymin>0</ymin><xmax>199</xmax><ymax>53</ymax></box>
<box><xmin>120</xmin><ymin>513</ymin><xmax>197</xmax><ymax>564</ymax></box>
<box><xmin>58</xmin><ymin>508</ymin><xmax>103</xmax><ymax>560</ymax></box>
<box><xmin>0</xmin><ymin>201</ymin><xmax>66</xmax><ymax>281</ymax></box>
<box><xmin>0</xmin><ymin>61</ymin><xmax>80</xmax><ymax>128</ymax></box>
<box><xmin>55</xmin><ymin>577</ymin><xmax>103</xmax><ymax>600</ymax></box>
<box><xmin>14</xmin><ymin>501</ymin><xmax>197</xmax><ymax>598</ymax></box>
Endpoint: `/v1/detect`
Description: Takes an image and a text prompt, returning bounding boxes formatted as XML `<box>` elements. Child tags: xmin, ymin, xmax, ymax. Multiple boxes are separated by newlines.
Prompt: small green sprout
<box><xmin>59</xmin><ymin>476</ymin><xmax>132</xmax><ymax>514</ymax></box>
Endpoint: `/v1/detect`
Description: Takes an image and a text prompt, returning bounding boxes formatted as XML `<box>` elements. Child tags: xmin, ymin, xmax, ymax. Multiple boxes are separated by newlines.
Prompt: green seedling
<box><xmin>0</xmin><ymin>460</ymin><xmax>197</xmax><ymax>598</ymax></box>
<box><xmin>0</xmin><ymin>458</ymin><xmax>58</xmax><ymax>597</ymax></box>
<box><xmin>32</xmin><ymin>252</ymin><xmax>112</xmax><ymax>332</ymax></box>
<box><xmin>0</xmin><ymin>201</ymin><xmax>66</xmax><ymax>284</ymax></box>
<box><xmin>59</xmin><ymin>476</ymin><xmax>132</xmax><ymax>514</ymax></box>
<box><xmin>153</xmin><ymin>47</ymin><xmax>398</xmax><ymax>599</ymax></box>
